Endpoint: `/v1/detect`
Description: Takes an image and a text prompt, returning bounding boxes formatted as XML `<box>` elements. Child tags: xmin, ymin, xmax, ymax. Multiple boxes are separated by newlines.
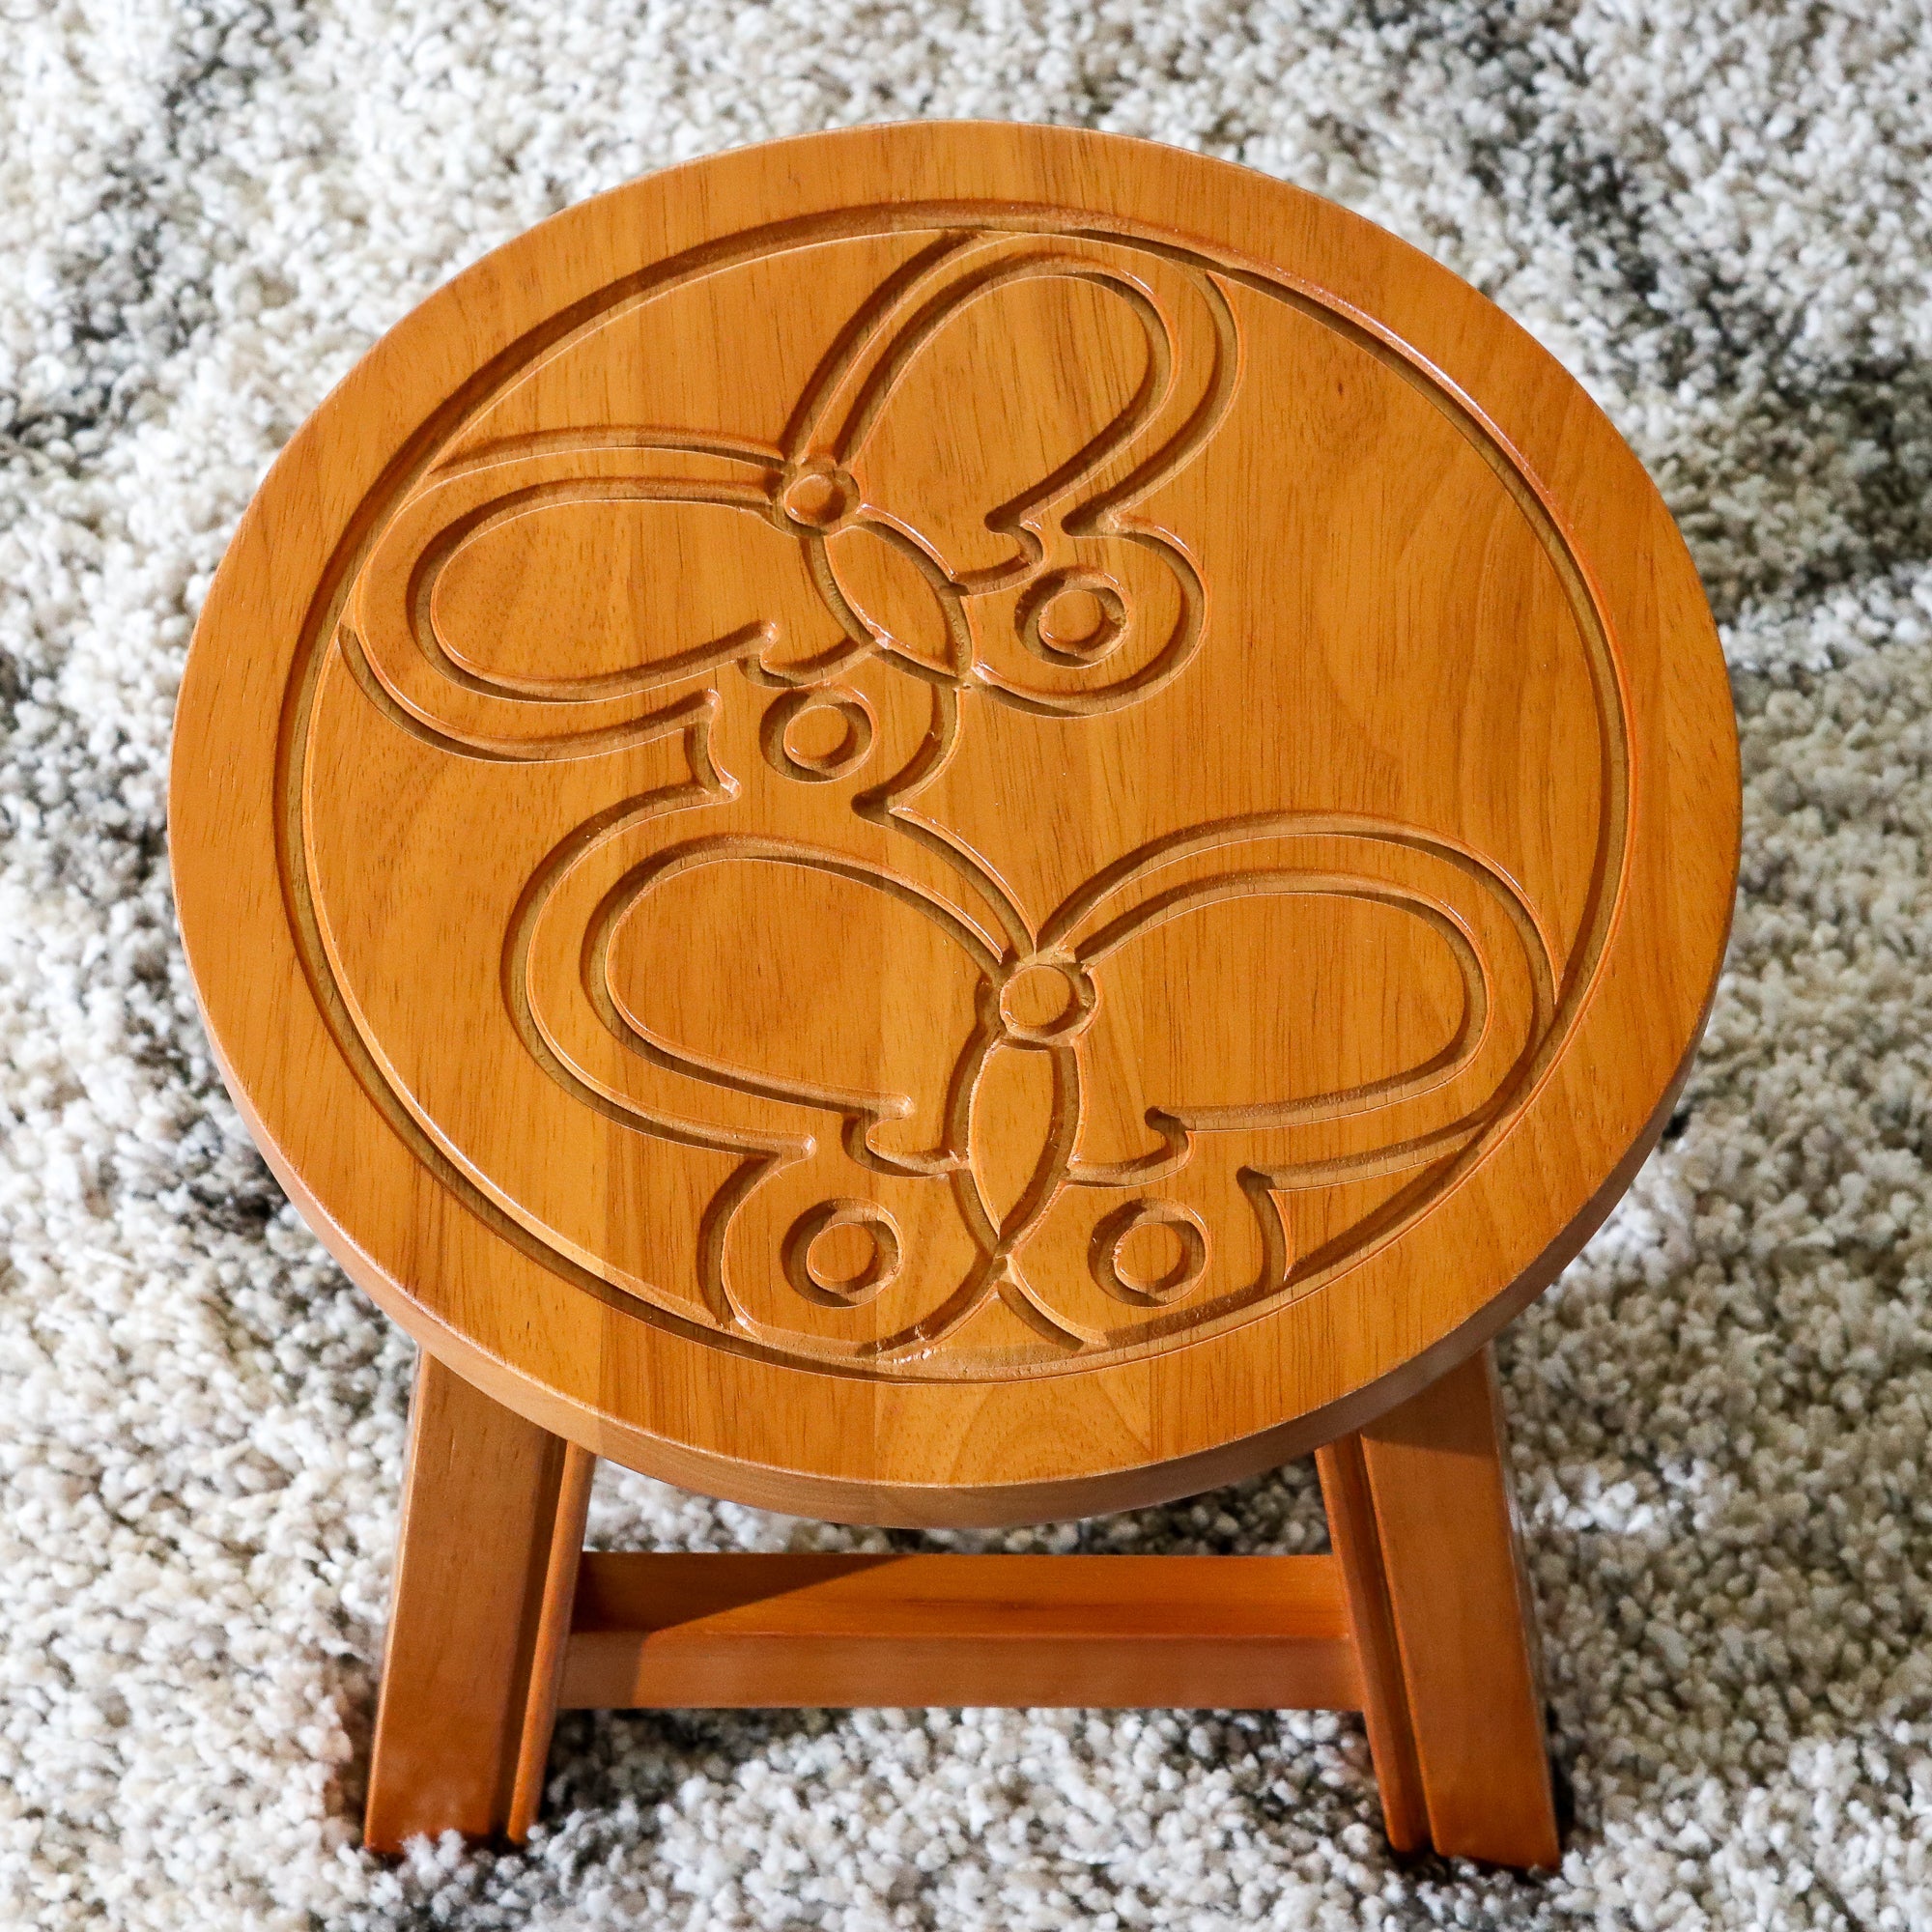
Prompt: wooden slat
<box><xmin>560</xmin><ymin>1553</ymin><xmax>1361</xmax><ymax>1711</ymax></box>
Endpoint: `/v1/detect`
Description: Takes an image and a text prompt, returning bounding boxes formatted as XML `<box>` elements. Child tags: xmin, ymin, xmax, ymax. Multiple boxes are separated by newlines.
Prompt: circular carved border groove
<box><xmin>171</xmin><ymin>125</ymin><xmax>1738</xmax><ymax>1518</ymax></box>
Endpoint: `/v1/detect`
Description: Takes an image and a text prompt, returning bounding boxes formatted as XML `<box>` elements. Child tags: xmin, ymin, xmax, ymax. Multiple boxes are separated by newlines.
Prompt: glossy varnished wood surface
<box><xmin>369</xmin><ymin>1340</ymin><xmax>1556</xmax><ymax>1863</ymax></box>
<box><xmin>1335</xmin><ymin>1347</ymin><xmax>1561</xmax><ymax>1866</ymax></box>
<box><xmin>506</xmin><ymin>1438</ymin><xmax>594</xmax><ymax>1841</ymax></box>
<box><xmin>1315</xmin><ymin>1432</ymin><xmax>1428</xmax><ymax>1853</ymax></box>
<box><xmin>172</xmin><ymin>123</ymin><xmax>1739</xmax><ymax>1523</ymax></box>
<box><xmin>364</xmin><ymin>1355</ymin><xmax>576</xmax><ymax>1853</ymax></box>
<box><xmin>558</xmin><ymin>1551</ymin><xmax>1360</xmax><ymax>1711</ymax></box>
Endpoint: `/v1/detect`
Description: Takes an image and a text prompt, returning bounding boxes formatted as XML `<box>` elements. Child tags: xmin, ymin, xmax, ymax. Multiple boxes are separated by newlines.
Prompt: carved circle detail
<box><xmin>762</xmin><ymin>687</ymin><xmax>875</xmax><ymax>782</ymax></box>
<box><xmin>1090</xmin><ymin>1201</ymin><xmax>1209</xmax><ymax>1306</ymax></box>
<box><xmin>784</xmin><ymin>1201</ymin><xmax>903</xmax><ymax>1307</ymax></box>
<box><xmin>1022</xmin><ymin>572</ymin><xmax>1126</xmax><ymax>668</ymax></box>
<box><xmin>780</xmin><ymin>462</ymin><xmax>858</xmax><ymax>532</ymax></box>
<box><xmin>996</xmin><ymin>959</ymin><xmax>1096</xmax><ymax>1044</ymax></box>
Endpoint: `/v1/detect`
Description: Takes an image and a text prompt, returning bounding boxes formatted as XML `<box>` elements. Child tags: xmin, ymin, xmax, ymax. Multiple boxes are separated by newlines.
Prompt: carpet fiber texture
<box><xmin>4</xmin><ymin>3</ymin><xmax>1931</xmax><ymax>1926</ymax></box>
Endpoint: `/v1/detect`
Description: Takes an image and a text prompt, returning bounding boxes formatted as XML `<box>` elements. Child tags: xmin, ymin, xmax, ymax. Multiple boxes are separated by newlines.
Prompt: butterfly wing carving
<box><xmin>341</xmin><ymin>443</ymin><xmax>849</xmax><ymax>761</ymax></box>
<box><xmin>539</xmin><ymin>812</ymin><xmax>1555</xmax><ymax>1370</ymax></box>
<box><xmin>338</xmin><ymin>230</ymin><xmax>1240</xmax><ymax>765</ymax></box>
<box><xmin>993</xmin><ymin>817</ymin><xmax>1559</xmax><ymax>1354</ymax></box>
<box><xmin>322</xmin><ymin>223</ymin><xmax>1559</xmax><ymax>1373</ymax></box>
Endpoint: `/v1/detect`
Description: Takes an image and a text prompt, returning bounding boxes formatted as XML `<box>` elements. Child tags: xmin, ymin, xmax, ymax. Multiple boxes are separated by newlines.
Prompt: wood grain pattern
<box><xmin>506</xmin><ymin>1439</ymin><xmax>595</xmax><ymax>1843</ymax></box>
<box><xmin>1356</xmin><ymin>1347</ymin><xmax>1562</xmax><ymax>1868</ymax></box>
<box><xmin>1316</xmin><ymin>1430</ymin><xmax>1429</xmax><ymax>1854</ymax></box>
<box><xmin>364</xmin><ymin>1355</ymin><xmax>577</xmax><ymax>1853</ymax></box>
<box><xmin>557</xmin><ymin>1551</ymin><xmax>1361</xmax><ymax>1711</ymax></box>
<box><xmin>371</xmin><ymin>1350</ymin><xmax>1558</xmax><ymax>1862</ymax></box>
<box><xmin>319</xmin><ymin>215</ymin><xmax>1577</xmax><ymax>1381</ymax></box>
<box><xmin>172</xmin><ymin>123</ymin><xmax>1740</xmax><ymax>1523</ymax></box>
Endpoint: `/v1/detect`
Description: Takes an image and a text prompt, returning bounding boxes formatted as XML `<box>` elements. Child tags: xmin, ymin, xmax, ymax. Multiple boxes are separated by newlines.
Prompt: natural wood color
<box><xmin>173</xmin><ymin>122</ymin><xmax>1739</xmax><ymax>1524</ymax></box>
<box><xmin>364</xmin><ymin>1355</ymin><xmax>577</xmax><ymax>1852</ymax></box>
<box><xmin>1357</xmin><ymin>1347</ymin><xmax>1562</xmax><ymax>1869</ymax></box>
<box><xmin>169</xmin><ymin>126</ymin><xmax>1737</xmax><ymax>1870</ymax></box>
<box><xmin>505</xmin><ymin>1441</ymin><xmax>596</xmax><ymax>1843</ymax></box>
<box><xmin>1316</xmin><ymin>1433</ymin><xmax>1428</xmax><ymax>1855</ymax></box>
<box><xmin>558</xmin><ymin>1552</ymin><xmax>1361</xmax><ymax>1711</ymax></box>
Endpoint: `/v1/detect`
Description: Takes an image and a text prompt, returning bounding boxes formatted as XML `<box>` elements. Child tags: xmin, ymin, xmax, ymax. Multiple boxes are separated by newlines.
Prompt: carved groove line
<box><xmin>283</xmin><ymin>204</ymin><xmax>1631</xmax><ymax>1381</ymax></box>
<box><xmin>346</xmin><ymin>232</ymin><xmax>1236</xmax><ymax>759</ymax></box>
<box><xmin>527</xmin><ymin>808</ymin><xmax>1551</xmax><ymax>1364</ymax></box>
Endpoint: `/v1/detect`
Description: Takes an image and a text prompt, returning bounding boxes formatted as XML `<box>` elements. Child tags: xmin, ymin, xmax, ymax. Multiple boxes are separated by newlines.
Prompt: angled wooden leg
<box><xmin>507</xmin><ymin>1437</ymin><xmax>595</xmax><ymax>1839</ymax></box>
<box><xmin>364</xmin><ymin>1353</ymin><xmax>594</xmax><ymax>1852</ymax></box>
<box><xmin>1316</xmin><ymin>1432</ymin><xmax>1429</xmax><ymax>1852</ymax></box>
<box><xmin>1319</xmin><ymin>1346</ymin><xmax>1560</xmax><ymax>1869</ymax></box>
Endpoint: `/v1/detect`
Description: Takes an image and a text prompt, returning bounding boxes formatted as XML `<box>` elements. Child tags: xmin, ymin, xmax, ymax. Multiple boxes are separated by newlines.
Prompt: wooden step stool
<box><xmin>170</xmin><ymin>124</ymin><xmax>1739</xmax><ymax>1871</ymax></box>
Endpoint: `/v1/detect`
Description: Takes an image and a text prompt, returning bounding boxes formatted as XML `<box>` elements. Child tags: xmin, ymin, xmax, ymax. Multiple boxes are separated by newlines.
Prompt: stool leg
<box><xmin>1319</xmin><ymin>1346</ymin><xmax>1560</xmax><ymax>1868</ymax></box>
<box><xmin>507</xmin><ymin>1435</ymin><xmax>595</xmax><ymax>1840</ymax></box>
<box><xmin>1315</xmin><ymin>1432</ymin><xmax>1429</xmax><ymax>1852</ymax></box>
<box><xmin>364</xmin><ymin>1353</ymin><xmax>594</xmax><ymax>1852</ymax></box>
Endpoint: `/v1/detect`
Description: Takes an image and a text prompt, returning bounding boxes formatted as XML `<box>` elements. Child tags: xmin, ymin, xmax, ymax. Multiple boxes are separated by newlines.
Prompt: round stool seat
<box><xmin>172</xmin><ymin>124</ymin><xmax>1737</xmax><ymax>1524</ymax></box>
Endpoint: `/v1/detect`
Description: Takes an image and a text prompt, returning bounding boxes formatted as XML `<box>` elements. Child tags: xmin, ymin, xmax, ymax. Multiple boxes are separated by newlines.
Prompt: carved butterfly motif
<box><xmin>337</xmin><ymin>226</ymin><xmax>1557</xmax><ymax>1369</ymax></box>
<box><xmin>344</xmin><ymin>228</ymin><xmax>1238</xmax><ymax>757</ymax></box>
<box><xmin>548</xmin><ymin>787</ymin><xmax>1553</xmax><ymax>1364</ymax></box>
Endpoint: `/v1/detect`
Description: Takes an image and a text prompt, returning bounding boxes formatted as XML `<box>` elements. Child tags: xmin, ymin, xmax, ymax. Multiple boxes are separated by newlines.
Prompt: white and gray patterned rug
<box><xmin>4</xmin><ymin>4</ymin><xmax>1930</xmax><ymax>1926</ymax></box>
